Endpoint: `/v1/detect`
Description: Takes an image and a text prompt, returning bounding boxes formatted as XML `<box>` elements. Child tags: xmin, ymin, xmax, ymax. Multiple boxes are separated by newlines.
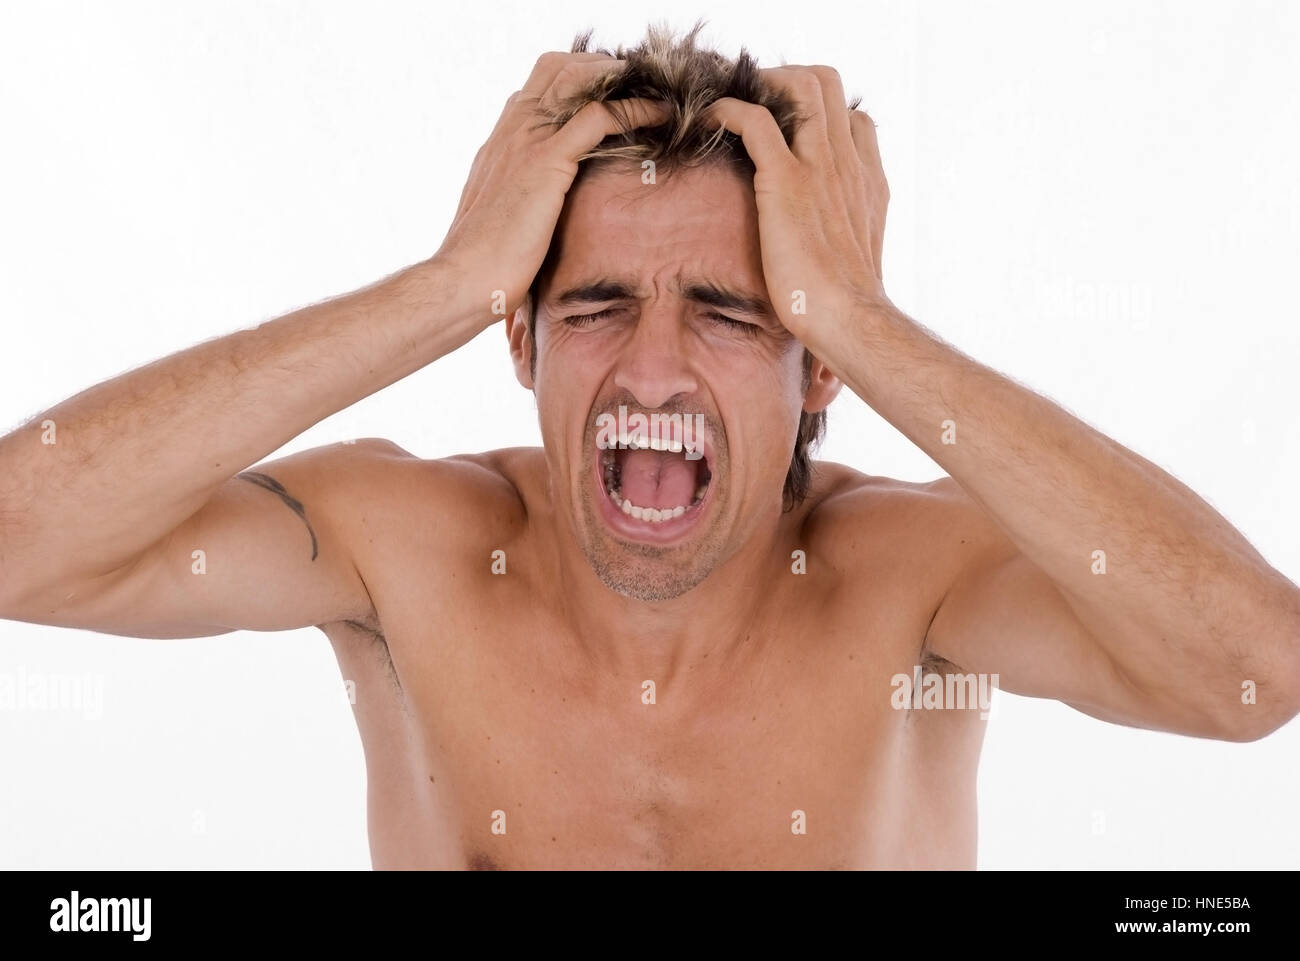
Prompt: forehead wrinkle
<box><xmin>539</xmin><ymin>163</ymin><xmax>765</xmax><ymax>309</ymax></box>
<box><xmin>560</xmin><ymin>166</ymin><xmax>760</xmax><ymax>258</ymax></box>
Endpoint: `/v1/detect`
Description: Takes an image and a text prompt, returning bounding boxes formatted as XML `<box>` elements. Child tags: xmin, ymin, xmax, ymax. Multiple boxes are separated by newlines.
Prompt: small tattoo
<box><xmin>238</xmin><ymin>471</ymin><xmax>319</xmax><ymax>561</ymax></box>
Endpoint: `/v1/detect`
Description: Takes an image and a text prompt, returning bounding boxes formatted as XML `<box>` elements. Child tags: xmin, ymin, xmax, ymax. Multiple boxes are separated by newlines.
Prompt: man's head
<box><xmin>505</xmin><ymin>22</ymin><xmax>844</xmax><ymax>601</ymax></box>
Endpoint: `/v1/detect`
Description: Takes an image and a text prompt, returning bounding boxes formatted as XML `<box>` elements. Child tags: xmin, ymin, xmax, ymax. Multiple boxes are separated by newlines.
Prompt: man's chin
<box><xmin>577</xmin><ymin>464</ymin><xmax>727</xmax><ymax>599</ymax></box>
<box><xmin>576</xmin><ymin>500</ymin><xmax>721</xmax><ymax>601</ymax></box>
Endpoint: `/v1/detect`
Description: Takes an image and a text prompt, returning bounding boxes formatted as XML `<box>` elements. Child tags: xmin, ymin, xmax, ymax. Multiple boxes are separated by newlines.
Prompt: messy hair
<box><xmin>526</xmin><ymin>20</ymin><xmax>850</xmax><ymax>511</ymax></box>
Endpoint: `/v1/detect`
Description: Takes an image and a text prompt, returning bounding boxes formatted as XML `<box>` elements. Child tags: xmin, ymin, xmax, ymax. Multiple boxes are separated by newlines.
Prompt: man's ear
<box><xmin>505</xmin><ymin>306</ymin><xmax>535</xmax><ymax>390</ymax></box>
<box><xmin>802</xmin><ymin>352</ymin><xmax>843</xmax><ymax>414</ymax></box>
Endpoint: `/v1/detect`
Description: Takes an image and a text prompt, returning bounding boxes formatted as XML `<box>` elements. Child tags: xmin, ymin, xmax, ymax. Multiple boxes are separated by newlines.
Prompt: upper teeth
<box><xmin>617</xmin><ymin>431</ymin><xmax>684</xmax><ymax>454</ymax></box>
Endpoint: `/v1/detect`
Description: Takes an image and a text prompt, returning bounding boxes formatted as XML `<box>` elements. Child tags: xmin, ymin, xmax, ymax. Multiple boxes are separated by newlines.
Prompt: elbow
<box><xmin>1217</xmin><ymin>709</ymin><xmax>1295</xmax><ymax>743</ymax></box>
<box><xmin>1217</xmin><ymin>706</ymin><xmax>1294</xmax><ymax>743</ymax></box>
<box><xmin>1215</xmin><ymin>615</ymin><xmax>1300</xmax><ymax>743</ymax></box>
<box><xmin>1234</xmin><ymin>680</ymin><xmax>1300</xmax><ymax>742</ymax></box>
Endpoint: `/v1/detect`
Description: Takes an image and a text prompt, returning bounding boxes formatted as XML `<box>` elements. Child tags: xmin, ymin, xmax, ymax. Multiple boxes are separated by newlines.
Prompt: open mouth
<box><xmin>599</xmin><ymin>436</ymin><xmax>713</xmax><ymax>525</ymax></box>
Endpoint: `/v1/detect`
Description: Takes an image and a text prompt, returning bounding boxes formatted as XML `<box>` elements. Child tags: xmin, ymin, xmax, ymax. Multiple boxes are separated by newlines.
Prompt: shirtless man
<box><xmin>2</xmin><ymin>28</ymin><xmax>1297</xmax><ymax>870</ymax></box>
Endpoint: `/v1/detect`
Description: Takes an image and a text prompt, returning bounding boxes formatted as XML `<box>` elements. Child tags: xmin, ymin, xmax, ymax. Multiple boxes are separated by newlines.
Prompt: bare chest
<box><xmin>330</xmin><ymin>600</ymin><xmax>982</xmax><ymax>870</ymax></box>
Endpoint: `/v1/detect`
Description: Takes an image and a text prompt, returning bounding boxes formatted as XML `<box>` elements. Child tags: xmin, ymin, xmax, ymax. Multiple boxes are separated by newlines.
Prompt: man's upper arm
<box><xmin>918</xmin><ymin>477</ymin><xmax>1227</xmax><ymax>738</ymax></box>
<box><xmin>2</xmin><ymin>438</ymin><xmax>405</xmax><ymax>638</ymax></box>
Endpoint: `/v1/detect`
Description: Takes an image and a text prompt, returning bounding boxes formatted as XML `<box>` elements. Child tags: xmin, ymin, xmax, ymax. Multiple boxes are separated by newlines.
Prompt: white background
<box><xmin>1</xmin><ymin>0</ymin><xmax>1297</xmax><ymax>868</ymax></box>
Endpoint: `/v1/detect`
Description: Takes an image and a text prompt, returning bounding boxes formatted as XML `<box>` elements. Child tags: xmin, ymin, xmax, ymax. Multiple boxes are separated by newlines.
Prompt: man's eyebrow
<box><xmin>682</xmin><ymin>282</ymin><xmax>774</xmax><ymax>318</ymax></box>
<box><xmin>549</xmin><ymin>278</ymin><xmax>774</xmax><ymax>318</ymax></box>
<box><xmin>550</xmin><ymin>280</ymin><xmax>637</xmax><ymax>308</ymax></box>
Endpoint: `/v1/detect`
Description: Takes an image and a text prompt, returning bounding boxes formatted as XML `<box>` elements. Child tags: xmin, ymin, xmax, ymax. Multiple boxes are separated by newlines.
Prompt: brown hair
<box><xmin>527</xmin><ymin>21</ymin><xmax>848</xmax><ymax>510</ymax></box>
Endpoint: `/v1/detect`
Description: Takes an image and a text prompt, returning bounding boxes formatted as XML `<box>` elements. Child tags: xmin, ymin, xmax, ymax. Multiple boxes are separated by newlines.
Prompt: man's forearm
<box><xmin>0</xmin><ymin>256</ymin><xmax>474</xmax><ymax>596</ymax></box>
<box><xmin>820</xmin><ymin>300</ymin><xmax>1300</xmax><ymax>685</ymax></box>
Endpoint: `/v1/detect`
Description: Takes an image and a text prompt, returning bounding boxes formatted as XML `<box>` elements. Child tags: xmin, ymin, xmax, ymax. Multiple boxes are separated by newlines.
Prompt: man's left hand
<box><xmin>704</xmin><ymin>65</ymin><xmax>891</xmax><ymax>353</ymax></box>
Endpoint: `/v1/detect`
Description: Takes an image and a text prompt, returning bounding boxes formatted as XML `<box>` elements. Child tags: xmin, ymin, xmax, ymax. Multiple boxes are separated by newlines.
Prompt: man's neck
<box><xmin>543</xmin><ymin>503</ymin><xmax>793</xmax><ymax>689</ymax></box>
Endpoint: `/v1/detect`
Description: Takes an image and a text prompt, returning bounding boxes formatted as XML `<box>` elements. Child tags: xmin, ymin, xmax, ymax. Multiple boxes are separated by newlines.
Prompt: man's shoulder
<box><xmin>804</xmin><ymin>460</ymin><xmax>968</xmax><ymax>519</ymax></box>
<box><xmin>292</xmin><ymin>439</ymin><xmax>537</xmax><ymax>536</ymax></box>
<box><xmin>801</xmin><ymin>462</ymin><xmax>1003</xmax><ymax>560</ymax></box>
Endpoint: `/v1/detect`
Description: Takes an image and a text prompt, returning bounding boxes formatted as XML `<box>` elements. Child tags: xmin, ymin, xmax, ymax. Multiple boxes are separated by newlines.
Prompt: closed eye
<box><xmin>561</xmin><ymin>308</ymin><xmax>760</xmax><ymax>335</ymax></box>
<box><xmin>562</xmin><ymin>308</ymin><xmax>622</xmax><ymax>328</ymax></box>
<box><xmin>708</xmin><ymin>312</ymin><xmax>760</xmax><ymax>335</ymax></box>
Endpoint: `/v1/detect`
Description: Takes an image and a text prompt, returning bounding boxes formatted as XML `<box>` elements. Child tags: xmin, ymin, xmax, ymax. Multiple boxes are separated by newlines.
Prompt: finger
<box><xmin>455</xmin><ymin>57</ymin><xmax>631</xmax><ymax>221</ymax></box>
<box><xmin>848</xmin><ymin>108</ymin><xmax>885</xmax><ymax>182</ymax></box>
<box><xmin>849</xmin><ymin>108</ymin><xmax>890</xmax><ymax>222</ymax></box>
<box><xmin>848</xmin><ymin>110</ymin><xmax>888</xmax><ymax>282</ymax></box>
<box><xmin>460</xmin><ymin>57</ymin><xmax>626</xmax><ymax>216</ymax></box>
<box><xmin>757</xmin><ymin>66</ymin><xmax>831</xmax><ymax>164</ymax></box>
<box><xmin>549</xmin><ymin>97</ymin><xmax>672</xmax><ymax>163</ymax></box>
<box><xmin>537</xmin><ymin>58</ymin><xmax>629</xmax><ymax>115</ymax></box>
<box><xmin>777</xmin><ymin>64</ymin><xmax>872</xmax><ymax>260</ymax></box>
<box><xmin>520</xmin><ymin>50</ymin><xmax>618</xmax><ymax>96</ymax></box>
<box><xmin>775</xmin><ymin>65</ymin><xmax>860</xmax><ymax>182</ymax></box>
<box><xmin>702</xmin><ymin>97</ymin><xmax>797</xmax><ymax>180</ymax></box>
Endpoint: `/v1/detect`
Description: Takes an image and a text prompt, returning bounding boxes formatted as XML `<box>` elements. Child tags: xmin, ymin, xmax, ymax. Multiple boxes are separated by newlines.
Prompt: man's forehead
<box><xmin>542</xmin><ymin>161</ymin><xmax>766</xmax><ymax>301</ymax></box>
<box><xmin>560</xmin><ymin>162</ymin><xmax>757</xmax><ymax>236</ymax></box>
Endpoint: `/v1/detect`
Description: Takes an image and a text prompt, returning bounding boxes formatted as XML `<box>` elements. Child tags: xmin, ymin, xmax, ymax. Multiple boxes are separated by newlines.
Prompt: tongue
<box><xmin>618</xmin><ymin>449</ymin><xmax>697</xmax><ymax>510</ymax></box>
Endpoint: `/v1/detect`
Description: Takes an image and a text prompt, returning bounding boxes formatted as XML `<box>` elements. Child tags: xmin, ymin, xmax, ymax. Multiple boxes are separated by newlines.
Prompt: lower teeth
<box><xmin>608</xmin><ymin>485</ymin><xmax>707</xmax><ymax>523</ymax></box>
<box><xmin>601</xmin><ymin>451</ymin><xmax>708</xmax><ymax>523</ymax></box>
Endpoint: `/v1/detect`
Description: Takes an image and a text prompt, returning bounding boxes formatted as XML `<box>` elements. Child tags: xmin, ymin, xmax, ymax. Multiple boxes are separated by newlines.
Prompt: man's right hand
<box><xmin>434</xmin><ymin>53</ymin><xmax>668</xmax><ymax>326</ymax></box>
<box><xmin>0</xmin><ymin>53</ymin><xmax>664</xmax><ymax>641</ymax></box>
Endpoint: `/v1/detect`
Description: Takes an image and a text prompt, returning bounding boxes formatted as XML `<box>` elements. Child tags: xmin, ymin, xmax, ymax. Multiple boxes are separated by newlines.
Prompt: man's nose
<box><xmin>612</xmin><ymin>306</ymin><xmax>698</xmax><ymax>410</ymax></box>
